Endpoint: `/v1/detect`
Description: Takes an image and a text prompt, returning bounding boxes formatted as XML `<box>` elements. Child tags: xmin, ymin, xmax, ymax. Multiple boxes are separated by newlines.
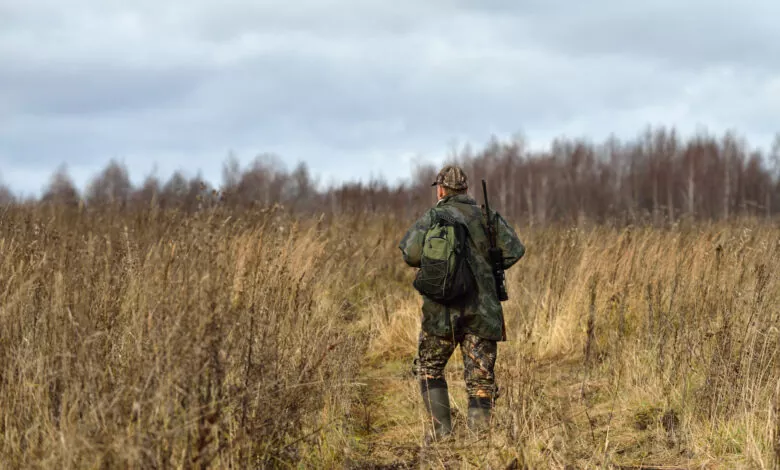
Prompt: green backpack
<box><xmin>413</xmin><ymin>209</ymin><xmax>477</xmax><ymax>305</ymax></box>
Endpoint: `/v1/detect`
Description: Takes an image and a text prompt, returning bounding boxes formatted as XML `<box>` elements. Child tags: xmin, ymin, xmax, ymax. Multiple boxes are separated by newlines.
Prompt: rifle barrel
<box><xmin>481</xmin><ymin>180</ymin><xmax>491</xmax><ymax>215</ymax></box>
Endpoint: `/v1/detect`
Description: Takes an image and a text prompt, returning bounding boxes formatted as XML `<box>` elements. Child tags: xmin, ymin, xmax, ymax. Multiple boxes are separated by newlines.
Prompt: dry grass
<box><xmin>0</xmin><ymin>206</ymin><xmax>395</xmax><ymax>468</ymax></box>
<box><xmin>1</xmin><ymin>205</ymin><xmax>779</xmax><ymax>469</ymax></box>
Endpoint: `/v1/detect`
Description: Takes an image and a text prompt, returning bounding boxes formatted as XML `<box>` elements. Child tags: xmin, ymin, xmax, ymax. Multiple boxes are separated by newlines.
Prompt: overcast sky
<box><xmin>2</xmin><ymin>0</ymin><xmax>779</xmax><ymax>195</ymax></box>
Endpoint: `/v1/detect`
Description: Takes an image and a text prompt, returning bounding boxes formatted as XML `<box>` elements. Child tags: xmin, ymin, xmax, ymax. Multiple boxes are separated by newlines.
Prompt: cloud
<box><xmin>1</xmin><ymin>0</ymin><xmax>779</xmax><ymax>195</ymax></box>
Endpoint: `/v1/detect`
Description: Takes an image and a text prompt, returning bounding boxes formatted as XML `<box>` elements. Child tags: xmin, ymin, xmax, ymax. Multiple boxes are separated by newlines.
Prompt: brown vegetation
<box><xmin>361</xmin><ymin>218</ymin><xmax>780</xmax><ymax>469</ymax></box>
<box><xmin>0</xmin><ymin>205</ymin><xmax>389</xmax><ymax>468</ymax></box>
<box><xmin>1</xmin><ymin>198</ymin><xmax>779</xmax><ymax>468</ymax></box>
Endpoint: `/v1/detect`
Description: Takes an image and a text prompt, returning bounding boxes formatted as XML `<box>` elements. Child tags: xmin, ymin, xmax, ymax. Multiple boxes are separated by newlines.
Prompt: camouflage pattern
<box><xmin>399</xmin><ymin>193</ymin><xmax>525</xmax><ymax>341</ymax></box>
<box><xmin>414</xmin><ymin>329</ymin><xmax>498</xmax><ymax>399</ymax></box>
<box><xmin>431</xmin><ymin>165</ymin><xmax>469</xmax><ymax>191</ymax></box>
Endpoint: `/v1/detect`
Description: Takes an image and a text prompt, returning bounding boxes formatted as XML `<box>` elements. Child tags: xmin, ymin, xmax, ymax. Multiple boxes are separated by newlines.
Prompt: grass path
<box><xmin>344</xmin><ymin>350</ymin><xmax>713</xmax><ymax>469</ymax></box>
<box><xmin>346</xmin><ymin>356</ymin><xmax>422</xmax><ymax>469</ymax></box>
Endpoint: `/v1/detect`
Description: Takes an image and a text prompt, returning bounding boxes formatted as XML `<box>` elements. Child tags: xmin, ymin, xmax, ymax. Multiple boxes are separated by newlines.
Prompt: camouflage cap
<box><xmin>431</xmin><ymin>165</ymin><xmax>469</xmax><ymax>191</ymax></box>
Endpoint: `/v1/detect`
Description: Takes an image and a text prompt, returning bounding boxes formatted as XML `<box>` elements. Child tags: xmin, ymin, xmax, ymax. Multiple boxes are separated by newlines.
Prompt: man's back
<box><xmin>400</xmin><ymin>193</ymin><xmax>525</xmax><ymax>341</ymax></box>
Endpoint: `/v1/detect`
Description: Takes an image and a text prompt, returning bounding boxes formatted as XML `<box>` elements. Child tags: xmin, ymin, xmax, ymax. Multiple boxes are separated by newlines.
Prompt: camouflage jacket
<box><xmin>399</xmin><ymin>194</ymin><xmax>525</xmax><ymax>341</ymax></box>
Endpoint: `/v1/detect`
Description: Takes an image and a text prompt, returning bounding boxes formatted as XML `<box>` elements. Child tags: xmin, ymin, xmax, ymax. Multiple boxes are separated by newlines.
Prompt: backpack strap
<box><xmin>433</xmin><ymin>207</ymin><xmax>467</xmax><ymax>227</ymax></box>
<box><xmin>435</xmin><ymin>210</ymin><xmax>457</xmax><ymax>226</ymax></box>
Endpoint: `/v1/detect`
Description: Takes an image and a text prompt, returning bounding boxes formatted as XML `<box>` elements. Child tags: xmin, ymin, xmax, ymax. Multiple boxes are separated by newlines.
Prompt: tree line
<box><xmin>2</xmin><ymin>126</ymin><xmax>780</xmax><ymax>225</ymax></box>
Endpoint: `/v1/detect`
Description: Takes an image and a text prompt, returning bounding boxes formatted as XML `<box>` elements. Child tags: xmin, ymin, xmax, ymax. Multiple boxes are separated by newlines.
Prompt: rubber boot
<box><xmin>420</xmin><ymin>379</ymin><xmax>452</xmax><ymax>444</ymax></box>
<box><xmin>467</xmin><ymin>397</ymin><xmax>492</xmax><ymax>435</ymax></box>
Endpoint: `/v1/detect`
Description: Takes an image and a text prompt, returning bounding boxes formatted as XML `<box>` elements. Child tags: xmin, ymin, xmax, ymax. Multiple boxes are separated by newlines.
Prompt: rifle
<box><xmin>482</xmin><ymin>180</ymin><xmax>509</xmax><ymax>303</ymax></box>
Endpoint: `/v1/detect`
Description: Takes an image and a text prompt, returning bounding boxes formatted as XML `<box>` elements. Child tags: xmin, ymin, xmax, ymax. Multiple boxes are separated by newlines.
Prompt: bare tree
<box><xmin>769</xmin><ymin>134</ymin><xmax>780</xmax><ymax>217</ymax></box>
<box><xmin>160</xmin><ymin>171</ymin><xmax>189</xmax><ymax>208</ymax></box>
<box><xmin>86</xmin><ymin>160</ymin><xmax>133</xmax><ymax>206</ymax></box>
<box><xmin>134</xmin><ymin>174</ymin><xmax>161</xmax><ymax>208</ymax></box>
<box><xmin>42</xmin><ymin>165</ymin><xmax>81</xmax><ymax>207</ymax></box>
<box><xmin>0</xmin><ymin>182</ymin><xmax>13</xmax><ymax>206</ymax></box>
<box><xmin>290</xmin><ymin>162</ymin><xmax>315</xmax><ymax>211</ymax></box>
<box><xmin>221</xmin><ymin>153</ymin><xmax>241</xmax><ymax>192</ymax></box>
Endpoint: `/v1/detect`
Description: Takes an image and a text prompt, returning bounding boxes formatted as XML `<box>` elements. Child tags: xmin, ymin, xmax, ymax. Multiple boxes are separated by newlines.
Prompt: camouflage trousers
<box><xmin>413</xmin><ymin>329</ymin><xmax>498</xmax><ymax>400</ymax></box>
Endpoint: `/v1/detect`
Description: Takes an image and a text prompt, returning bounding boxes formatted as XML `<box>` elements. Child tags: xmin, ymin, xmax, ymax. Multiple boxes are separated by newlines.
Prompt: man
<box><xmin>399</xmin><ymin>165</ymin><xmax>525</xmax><ymax>442</ymax></box>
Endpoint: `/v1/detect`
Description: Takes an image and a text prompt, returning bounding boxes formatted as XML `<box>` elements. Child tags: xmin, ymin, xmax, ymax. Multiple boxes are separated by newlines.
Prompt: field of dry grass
<box><xmin>1</xmin><ymin>204</ymin><xmax>779</xmax><ymax>469</ymax></box>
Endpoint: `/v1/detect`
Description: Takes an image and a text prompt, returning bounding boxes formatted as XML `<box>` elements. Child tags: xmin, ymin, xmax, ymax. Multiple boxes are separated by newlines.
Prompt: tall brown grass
<box><xmin>0</xmin><ymin>205</ymin><xmax>398</xmax><ymax>468</ymax></box>
<box><xmin>363</xmin><ymin>220</ymin><xmax>780</xmax><ymax>468</ymax></box>
<box><xmin>1</xmin><ymin>205</ymin><xmax>779</xmax><ymax>468</ymax></box>
<box><xmin>493</xmin><ymin>221</ymin><xmax>780</xmax><ymax>468</ymax></box>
